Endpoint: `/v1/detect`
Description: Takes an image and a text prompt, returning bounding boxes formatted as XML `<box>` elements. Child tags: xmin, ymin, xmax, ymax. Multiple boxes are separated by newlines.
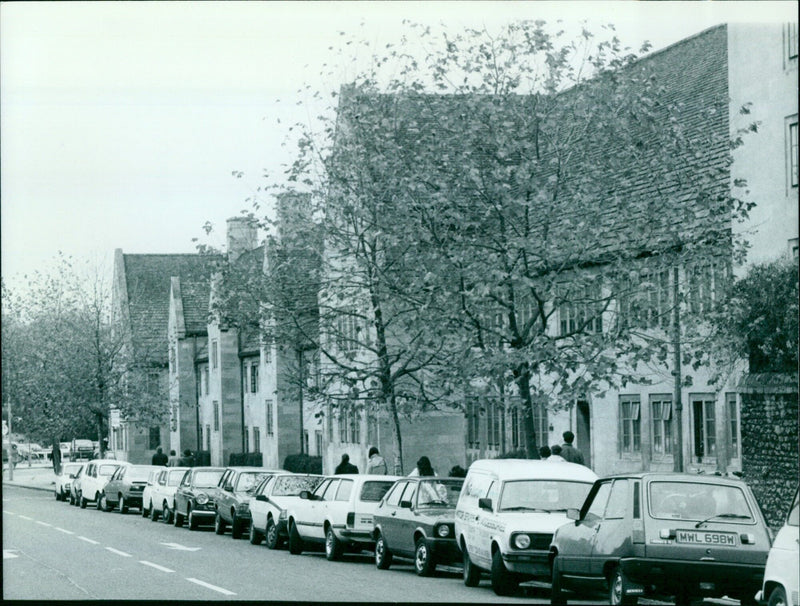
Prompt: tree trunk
<box><xmin>97</xmin><ymin>413</ymin><xmax>105</xmax><ymax>458</ymax></box>
<box><xmin>516</xmin><ymin>368</ymin><xmax>540</xmax><ymax>459</ymax></box>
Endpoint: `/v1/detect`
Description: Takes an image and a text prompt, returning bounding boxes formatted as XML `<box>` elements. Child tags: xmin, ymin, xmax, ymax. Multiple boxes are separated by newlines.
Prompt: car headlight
<box><xmin>238</xmin><ymin>502</ymin><xmax>249</xmax><ymax>512</ymax></box>
<box><xmin>195</xmin><ymin>493</ymin><xmax>209</xmax><ymax>505</ymax></box>
<box><xmin>436</xmin><ymin>524</ymin><xmax>451</xmax><ymax>538</ymax></box>
<box><xmin>513</xmin><ymin>534</ymin><xmax>531</xmax><ymax>549</ymax></box>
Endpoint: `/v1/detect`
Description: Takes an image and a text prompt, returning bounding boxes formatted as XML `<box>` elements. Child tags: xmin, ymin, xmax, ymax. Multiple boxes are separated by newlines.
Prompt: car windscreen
<box><xmin>63</xmin><ymin>464</ymin><xmax>82</xmax><ymax>475</ymax></box>
<box><xmin>273</xmin><ymin>475</ymin><xmax>323</xmax><ymax>496</ymax></box>
<box><xmin>649</xmin><ymin>481</ymin><xmax>754</xmax><ymax>523</ymax></box>
<box><xmin>129</xmin><ymin>467</ymin><xmax>155</xmax><ymax>481</ymax></box>
<box><xmin>192</xmin><ymin>470</ymin><xmax>224</xmax><ymax>488</ymax></box>
<box><xmin>235</xmin><ymin>471</ymin><xmax>271</xmax><ymax>492</ymax></box>
<box><xmin>498</xmin><ymin>480</ymin><xmax>593</xmax><ymax>512</ymax></box>
<box><xmin>416</xmin><ymin>479</ymin><xmax>463</xmax><ymax>508</ymax></box>
<box><xmin>167</xmin><ymin>470</ymin><xmax>185</xmax><ymax>486</ymax></box>
<box><xmin>98</xmin><ymin>464</ymin><xmax>119</xmax><ymax>476</ymax></box>
<box><xmin>360</xmin><ymin>481</ymin><xmax>395</xmax><ymax>502</ymax></box>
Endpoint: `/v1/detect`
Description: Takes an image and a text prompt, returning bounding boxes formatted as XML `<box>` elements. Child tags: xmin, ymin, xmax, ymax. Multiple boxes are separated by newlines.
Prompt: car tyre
<box><xmin>265</xmin><ymin>518</ymin><xmax>280</xmax><ymax>549</ymax></box>
<box><xmin>249</xmin><ymin>520</ymin><xmax>263</xmax><ymax>545</ymax></box>
<box><xmin>55</xmin><ymin>489</ymin><xmax>61</xmax><ymax>501</ymax></box>
<box><xmin>173</xmin><ymin>507</ymin><xmax>184</xmax><ymax>527</ymax></box>
<box><xmin>96</xmin><ymin>493</ymin><xmax>104</xmax><ymax>510</ymax></box>
<box><xmin>608</xmin><ymin>567</ymin><xmax>637</xmax><ymax>606</ymax></box>
<box><xmin>768</xmin><ymin>586</ymin><xmax>788</xmax><ymax>606</ymax></box>
<box><xmin>414</xmin><ymin>538</ymin><xmax>436</xmax><ymax>576</ymax></box>
<box><xmin>142</xmin><ymin>501</ymin><xmax>150</xmax><ymax>517</ymax></box>
<box><xmin>551</xmin><ymin>556</ymin><xmax>568</xmax><ymax>605</ymax></box>
<box><xmin>80</xmin><ymin>493</ymin><xmax>88</xmax><ymax>509</ymax></box>
<box><xmin>288</xmin><ymin>520</ymin><xmax>304</xmax><ymax>555</ymax></box>
<box><xmin>101</xmin><ymin>494</ymin><xmax>112</xmax><ymax>512</ymax></box>
<box><xmin>119</xmin><ymin>495</ymin><xmax>129</xmax><ymax>514</ymax></box>
<box><xmin>325</xmin><ymin>526</ymin><xmax>343</xmax><ymax>561</ymax></box>
<box><xmin>150</xmin><ymin>505</ymin><xmax>159</xmax><ymax>522</ymax></box>
<box><xmin>491</xmin><ymin>549</ymin><xmax>520</xmax><ymax>596</ymax></box>
<box><xmin>462</xmin><ymin>544</ymin><xmax>481</xmax><ymax>587</ymax></box>
<box><xmin>215</xmin><ymin>512</ymin><xmax>226</xmax><ymax>535</ymax></box>
<box><xmin>231</xmin><ymin>515</ymin><xmax>243</xmax><ymax>539</ymax></box>
<box><xmin>188</xmin><ymin>509</ymin><xmax>199</xmax><ymax>530</ymax></box>
<box><xmin>163</xmin><ymin>503</ymin><xmax>173</xmax><ymax>524</ymax></box>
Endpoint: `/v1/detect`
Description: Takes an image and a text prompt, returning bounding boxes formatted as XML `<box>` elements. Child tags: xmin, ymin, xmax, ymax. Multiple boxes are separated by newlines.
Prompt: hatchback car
<box><xmin>149</xmin><ymin>467</ymin><xmax>190</xmax><ymax>523</ymax></box>
<box><xmin>455</xmin><ymin>459</ymin><xmax>598</xmax><ymax>596</ymax></box>
<box><xmin>550</xmin><ymin>472</ymin><xmax>772</xmax><ymax>606</ymax></box>
<box><xmin>173</xmin><ymin>467</ymin><xmax>225</xmax><ymax>530</ymax></box>
<box><xmin>101</xmin><ymin>464</ymin><xmax>162</xmax><ymax>513</ymax></box>
<box><xmin>77</xmin><ymin>459</ymin><xmax>125</xmax><ymax>509</ymax></box>
<box><xmin>373</xmin><ymin>476</ymin><xmax>465</xmax><ymax>576</ymax></box>
<box><xmin>287</xmin><ymin>474</ymin><xmax>400</xmax><ymax>560</ymax></box>
<box><xmin>68</xmin><ymin>465</ymin><xmax>85</xmax><ymax>506</ymax></box>
<box><xmin>249</xmin><ymin>472</ymin><xmax>324</xmax><ymax>548</ymax></box>
<box><xmin>757</xmin><ymin>488</ymin><xmax>799</xmax><ymax>606</ymax></box>
<box><xmin>141</xmin><ymin>468</ymin><xmax>163</xmax><ymax>518</ymax></box>
<box><xmin>213</xmin><ymin>467</ymin><xmax>280</xmax><ymax>539</ymax></box>
<box><xmin>55</xmin><ymin>462</ymin><xmax>84</xmax><ymax>502</ymax></box>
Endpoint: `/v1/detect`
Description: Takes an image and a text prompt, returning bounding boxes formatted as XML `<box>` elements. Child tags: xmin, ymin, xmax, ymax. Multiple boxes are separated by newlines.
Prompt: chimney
<box><xmin>226</xmin><ymin>217</ymin><xmax>258</xmax><ymax>263</ymax></box>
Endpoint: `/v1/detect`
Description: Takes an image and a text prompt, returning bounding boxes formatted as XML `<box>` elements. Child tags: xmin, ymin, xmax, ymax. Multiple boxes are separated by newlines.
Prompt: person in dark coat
<box><xmin>560</xmin><ymin>431</ymin><xmax>585</xmax><ymax>465</ymax></box>
<box><xmin>448</xmin><ymin>465</ymin><xmax>467</xmax><ymax>478</ymax></box>
<box><xmin>179</xmin><ymin>449</ymin><xmax>194</xmax><ymax>467</ymax></box>
<box><xmin>334</xmin><ymin>453</ymin><xmax>358</xmax><ymax>474</ymax></box>
<box><xmin>538</xmin><ymin>445</ymin><xmax>552</xmax><ymax>461</ymax></box>
<box><xmin>52</xmin><ymin>440</ymin><xmax>62</xmax><ymax>475</ymax></box>
<box><xmin>151</xmin><ymin>447</ymin><xmax>168</xmax><ymax>466</ymax></box>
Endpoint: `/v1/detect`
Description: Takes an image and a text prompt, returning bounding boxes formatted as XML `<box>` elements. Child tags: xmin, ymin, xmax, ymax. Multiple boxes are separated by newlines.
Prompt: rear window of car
<box><xmin>235</xmin><ymin>471</ymin><xmax>270</xmax><ymax>492</ymax></box>
<box><xmin>98</xmin><ymin>464</ymin><xmax>119</xmax><ymax>476</ymax></box>
<box><xmin>273</xmin><ymin>475</ymin><xmax>322</xmax><ymax>496</ymax></box>
<box><xmin>63</xmin><ymin>464</ymin><xmax>82</xmax><ymax>475</ymax></box>
<box><xmin>360</xmin><ymin>481</ymin><xmax>395</xmax><ymax>503</ymax></box>
<box><xmin>129</xmin><ymin>467</ymin><xmax>153</xmax><ymax>481</ymax></box>
<box><xmin>193</xmin><ymin>470</ymin><xmax>224</xmax><ymax>488</ymax></box>
<box><xmin>167</xmin><ymin>470</ymin><xmax>185</xmax><ymax>486</ymax></box>
<box><xmin>648</xmin><ymin>481</ymin><xmax>754</xmax><ymax>523</ymax></box>
<box><xmin>499</xmin><ymin>480</ymin><xmax>593</xmax><ymax>512</ymax></box>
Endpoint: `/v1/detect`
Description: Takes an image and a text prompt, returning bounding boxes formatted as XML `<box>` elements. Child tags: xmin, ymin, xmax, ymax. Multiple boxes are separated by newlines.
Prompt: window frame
<box><xmin>619</xmin><ymin>395</ymin><xmax>641</xmax><ymax>455</ymax></box>
<box><xmin>691</xmin><ymin>393</ymin><xmax>717</xmax><ymax>462</ymax></box>
<box><xmin>650</xmin><ymin>395</ymin><xmax>673</xmax><ymax>457</ymax></box>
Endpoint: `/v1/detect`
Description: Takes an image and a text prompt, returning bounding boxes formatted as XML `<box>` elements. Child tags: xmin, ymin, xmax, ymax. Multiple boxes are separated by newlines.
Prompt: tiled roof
<box><xmin>122</xmin><ymin>253</ymin><xmax>222</xmax><ymax>364</ymax></box>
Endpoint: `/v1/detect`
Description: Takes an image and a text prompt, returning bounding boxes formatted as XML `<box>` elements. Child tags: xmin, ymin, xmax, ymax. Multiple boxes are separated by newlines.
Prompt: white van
<box><xmin>454</xmin><ymin>458</ymin><xmax>597</xmax><ymax>596</ymax></box>
<box><xmin>757</xmin><ymin>489</ymin><xmax>799</xmax><ymax>606</ymax></box>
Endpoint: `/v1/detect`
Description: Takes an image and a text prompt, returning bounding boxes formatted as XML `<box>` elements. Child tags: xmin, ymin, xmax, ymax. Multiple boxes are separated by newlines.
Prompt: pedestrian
<box><xmin>167</xmin><ymin>449</ymin><xmax>181</xmax><ymax>467</ymax></box>
<box><xmin>151</xmin><ymin>446</ymin><xmax>168</xmax><ymax>466</ymax></box>
<box><xmin>448</xmin><ymin>465</ymin><xmax>467</xmax><ymax>478</ymax></box>
<box><xmin>538</xmin><ymin>445</ymin><xmax>551</xmax><ymax>461</ymax></box>
<box><xmin>409</xmin><ymin>456</ymin><xmax>436</xmax><ymax>477</ymax></box>
<box><xmin>549</xmin><ymin>444</ymin><xmax>566</xmax><ymax>462</ymax></box>
<box><xmin>560</xmin><ymin>430</ymin><xmax>585</xmax><ymax>465</ymax></box>
<box><xmin>52</xmin><ymin>439</ymin><xmax>62</xmax><ymax>475</ymax></box>
<box><xmin>366</xmin><ymin>447</ymin><xmax>387</xmax><ymax>475</ymax></box>
<box><xmin>334</xmin><ymin>453</ymin><xmax>358</xmax><ymax>474</ymax></box>
<box><xmin>180</xmin><ymin>449</ymin><xmax>194</xmax><ymax>467</ymax></box>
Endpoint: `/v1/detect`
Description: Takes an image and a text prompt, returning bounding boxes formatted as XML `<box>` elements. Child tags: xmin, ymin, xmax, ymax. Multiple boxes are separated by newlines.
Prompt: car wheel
<box><xmin>101</xmin><ymin>494</ymin><xmax>112</xmax><ymax>512</ymax></box>
<box><xmin>188</xmin><ymin>509</ymin><xmax>198</xmax><ymax>530</ymax></box>
<box><xmin>163</xmin><ymin>503</ymin><xmax>173</xmax><ymax>524</ymax></box>
<box><xmin>214</xmin><ymin>512</ymin><xmax>226</xmax><ymax>535</ymax></box>
<box><xmin>119</xmin><ymin>495</ymin><xmax>128</xmax><ymax>514</ymax></box>
<box><xmin>375</xmin><ymin>533</ymin><xmax>393</xmax><ymax>569</ymax></box>
<box><xmin>608</xmin><ymin>567</ymin><xmax>637</xmax><ymax>605</ymax></box>
<box><xmin>491</xmin><ymin>549</ymin><xmax>520</xmax><ymax>596</ymax></box>
<box><xmin>265</xmin><ymin>518</ymin><xmax>280</xmax><ymax>549</ymax></box>
<box><xmin>249</xmin><ymin>520</ymin><xmax>263</xmax><ymax>545</ymax></box>
<box><xmin>325</xmin><ymin>526</ymin><xmax>343</xmax><ymax>561</ymax></box>
<box><xmin>80</xmin><ymin>493</ymin><xmax>88</xmax><ymax>509</ymax></box>
<box><xmin>414</xmin><ymin>537</ymin><xmax>437</xmax><ymax>576</ymax></box>
<box><xmin>768</xmin><ymin>586</ymin><xmax>788</xmax><ymax>606</ymax></box>
<box><xmin>231</xmin><ymin>515</ymin><xmax>243</xmax><ymax>539</ymax></box>
<box><xmin>551</xmin><ymin>556</ymin><xmax>568</xmax><ymax>606</ymax></box>
<box><xmin>462</xmin><ymin>544</ymin><xmax>481</xmax><ymax>587</ymax></box>
<box><xmin>173</xmin><ymin>507</ymin><xmax>184</xmax><ymax>527</ymax></box>
<box><xmin>55</xmin><ymin>489</ymin><xmax>61</xmax><ymax>501</ymax></box>
<box><xmin>674</xmin><ymin>587</ymin><xmax>698</xmax><ymax>606</ymax></box>
<box><xmin>150</xmin><ymin>505</ymin><xmax>159</xmax><ymax>522</ymax></box>
<box><xmin>142</xmin><ymin>500</ymin><xmax>150</xmax><ymax>518</ymax></box>
<box><xmin>96</xmin><ymin>493</ymin><xmax>104</xmax><ymax>510</ymax></box>
<box><xmin>288</xmin><ymin>520</ymin><xmax>304</xmax><ymax>555</ymax></box>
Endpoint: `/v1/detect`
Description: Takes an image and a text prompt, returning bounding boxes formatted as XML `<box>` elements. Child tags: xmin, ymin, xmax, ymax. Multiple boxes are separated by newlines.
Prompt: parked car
<box><xmin>373</xmin><ymin>476</ymin><xmax>465</xmax><ymax>576</ymax></box>
<box><xmin>76</xmin><ymin>459</ymin><xmax>125</xmax><ymax>509</ymax></box>
<box><xmin>550</xmin><ymin>472</ymin><xmax>772</xmax><ymax>606</ymax></box>
<box><xmin>287</xmin><ymin>474</ymin><xmax>400</xmax><ymax>560</ymax></box>
<box><xmin>757</xmin><ymin>488</ymin><xmax>799</xmax><ymax>606</ymax></box>
<box><xmin>213</xmin><ymin>467</ymin><xmax>282</xmax><ymax>539</ymax></box>
<box><xmin>149</xmin><ymin>467</ymin><xmax>190</xmax><ymax>523</ymax></box>
<box><xmin>101</xmin><ymin>464</ymin><xmax>163</xmax><ymax>513</ymax></box>
<box><xmin>454</xmin><ymin>459</ymin><xmax>598</xmax><ymax>596</ymax></box>
<box><xmin>173</xmin><ymin>467</ymin><xmax>225</xmax><ymax>530</ymax></box>
<box><xmin>249</xmin><ymin>472</ymin><xmax>325</xmax><ymax>548</ymax></box>
<box><xmin>70</xmin><ymin>439</ymin><xmax>95</xmax><ymax>461</ymax></box>
<box><xmin>68</xmin><ymin>465</ymin><xmax>85</xmax><ymax>506</ymax></box>
<box><xmin>55</xmin><ymin>462</ymin><xmax>84</xmax><ymax>501</ymax></box>
<box><xmin>141</xmin><ymin>468</ymin><xmax>163</xmax><ymax>518</ymax></box>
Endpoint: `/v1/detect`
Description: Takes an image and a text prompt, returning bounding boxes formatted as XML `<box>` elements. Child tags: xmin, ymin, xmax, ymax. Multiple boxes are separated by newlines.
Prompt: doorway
<box><xmin>576</xmin><ymin>400</ymin><xmax>592</xmax><ymax>469</ymax></box>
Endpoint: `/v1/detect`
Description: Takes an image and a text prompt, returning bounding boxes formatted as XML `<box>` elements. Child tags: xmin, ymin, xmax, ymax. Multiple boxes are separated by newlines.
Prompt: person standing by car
<box><xmin>538</xmin><ymin>445</ymin><xmax>551</xmax><ymax>461</ymax></box>
<box><xmin>151</xmin><ymin>447</ymin><xmax>168</xmax><ymax>466</ymax></box>
<box><xmin>549</xmin><ymin>445</ymin><xmax>566</xmax><ymax>462</ymax></box>
<box><xmin>179</xmin><ymin>449</ymin><xmax>194</xmax><ymax>467</ymax></box>
<box><xmin>52</xmin><ymin>439</ymin><xmax>62</xmax><ymax>475</ymax></box>
<box><xmin>366</xmin><ymin>447</ymin><xmax>387</xmax><ymax>474</ymax></box>
<box><xmin>560</xmin><ymin>431</ymin><xmax>585</xmax><ymax>466</ymax></box>
<box><xmin>167</xmin><ymin>449</ymin><xmax>181</xmax><ymax>467</ymax></box>
<box><xmin>334</xmin><ymin>453</ymin><xmax>358</xmax><ymax>474</ymax></box>
<box><xmin>409</xmin><ymin>456</ymin><xmax>436</xmax><ymax>477</ymax></box>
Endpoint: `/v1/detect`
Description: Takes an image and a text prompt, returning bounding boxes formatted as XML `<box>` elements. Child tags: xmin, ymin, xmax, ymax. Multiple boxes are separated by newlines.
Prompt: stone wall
<box><xmin>740</xmin><ymin>387</ymin><xmax>799</xmax><ymax>529</ymax></box>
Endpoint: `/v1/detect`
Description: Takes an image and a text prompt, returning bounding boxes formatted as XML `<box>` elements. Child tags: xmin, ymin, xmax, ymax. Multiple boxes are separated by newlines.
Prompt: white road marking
<box><xmin>3</xmin><ymin>510</ymin><xmax>15</xmax><ymax>515</ymax></box>
<box><xmin>139</xmin><ymin>560</ymin><xmax>174</xmax><ymax>573</ymax></box>
<box><xmin>105</xmin><ymin>547</ymin><xmax>132</xmax><ymax>557</ymax></box>
<box><xmin>54</xmin><ymin>527</ymin><xmax>74</xmax><ymax>535</ymax></box>
<box><xmin>160</xmin><ymin>542</ymin><xmax>201</xmax><ymax>551</ymax></box>
<box><xmin>3</xmin><ymin>550</ymin><xmax>19</xmax><ymax>559</ymax></box>
<box><xmin>18</xmin><ymin>515</ymin><xmax>32</xmax><ymax>520</ymax></box>
<box><xmin>186</xmin><ymin>578</ymin><xmax>236</xmax><ymax>596</ymax></box>
<box><xmin>78</xmin><ymin>536</ymin><xmax>99</xmax><ymax>545</ymax></box>
<box><xmin>35</xmin><ymin>521</ymin><xmax>52</xmax><ymax>527</ymax></box>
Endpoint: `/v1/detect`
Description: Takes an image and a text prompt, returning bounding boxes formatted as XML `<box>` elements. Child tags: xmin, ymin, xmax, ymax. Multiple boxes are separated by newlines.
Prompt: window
<box><xmin>486</xmin><ymin>400</ymin><xmax>501</xmax><ymax>450</ymax></box>
<box><xmin>263</xmin><ymin>339</ymin><xmax>272</xmax><ymax>364</ymax></box>
<box><xmin>691</xmin><ymin>394</ymin><xmax>717</xmax><ymax>461</ymax></box>
<box><xmin>211</xmin><ymin>340</ymin><xmax>218</xmax><ymax>369</ymax></box>
<box><xmin>619</xmin><ymin>269</ymin><xmax>671</xmax><ymax>330</ymax></box>
<box><xmin>789</xmin><ymin>120</ymin><xmax>798</xmax><ymax>188</ymax></box>
<box><xmin>466</xmin><ymin>397</ymin><xmax>480</xmax><ymax>449</ymax></box>
<box><xmin>687</xmin><ymin>260</ymin><xmax>730</xmax><ymax>315</ymax></box>
<box><xmin>650</xmin><ymin>396</ymin><xmax>673</xmax><ymax>456</ymax></box>
<box><xmin>213</xmin><ymin>401</ymin><xmax>220</xmax><ymax>432</ymax></box>
<box><xmin>787</xmin><ymin>22</ymin><xmax>798</xmax><ymax>61</ymax></box>
<box><xmin>205</xmin><ymin>425</ymin><xmax>210</xmax><ymax>450</ymax></box>
<box><xmin>265</xmin><ymin>399</ymin><xmax>274</xmax><ymax>436</ymax></box>
<box><xmin>605</xmin><ymin>479</ymin><xmax>629</xmax><ymax>519</ymax></box>
<box><xmin>726</xmin><ymin>393</ymin><xmax>739</xmax><ymax>460</ymax></box>
<box><xmin>250</xmin><ymin>362</ymin><xmax>259</xmax><ymax>393</ymax></box>
<box><xmin>149</xmin><ymin>426</ymin><xmax>160</xmax><ymax>450</ymax></box>
<box><xmin>315</xmin><ymin>431</ymin><xmax>322</xmax><ymax>456</ymax></box>
<box><xmin>586</xmin><ymin>481</ymin><xmax>612</xmax><ymax>520</ymax></box>
<box><xmin>199</xmin><ymin>364</ymin><xmax>209</xmax><ymax>396</ymax></box>
<box><xmin>244</xmin><ymin>426</ymin><xmax>249</xmax><ymax>452</ymax></box>
<box><xmin>558</xmin><ymin>281</ymin><xmax>604</xmax><ymax>336</ymax></box>
<box><xmin>335</xmin><ymin>308</ymin><xmax>362</xmax><ymax>353</ymax></box>
<box><xmin>336</xmin><ymin>479</ymin><xmax>353</xmax><ymax>501</ymax></box>
<box><xmin>199</xmin><ymin>425</ymin><xmax>203</xmax><ymax>451</ymax></box>
<box><xmin>385</xmin><ymin>482</ymin><xmax>406</xmax><ymax>507</ymax></box>
<box><xmin>303</xmin><ymin>430</ymin><xmax>309</xmax><ymax>454</ymax></box>
<box><xmin>510</xmin><ymin>402</ymin><xmax>548</xmax><ymax>452</ymax></box>
<box><xmin>349</xmin><ymin>405</ymin><xmax>360</xmax><ymax>444</ymax></box>
<box><xmin>253</xmin><ymin>427</ymin><xmax>260</xmax><ymax>453</ymax></box>
<box><xmin>339</xmin><ymin>406</ymin><xmax>348</xmax><ymax>443</ymax></box>
<box><xmin>327</xmin><ymin>404</ymin><xmax>334</xmax><ymax>443</ymax></box>
<box><xmin>619</xmin><ymin>396</ymin><xmax>641</xmax><ymax>454</ymax></box>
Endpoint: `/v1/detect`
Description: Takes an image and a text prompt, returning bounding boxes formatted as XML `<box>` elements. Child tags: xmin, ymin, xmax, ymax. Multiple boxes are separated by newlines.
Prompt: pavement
<box><xmin>2</xmin><ymin>461</ymin><xmax>58</xmax><ymax>493</ymax></box>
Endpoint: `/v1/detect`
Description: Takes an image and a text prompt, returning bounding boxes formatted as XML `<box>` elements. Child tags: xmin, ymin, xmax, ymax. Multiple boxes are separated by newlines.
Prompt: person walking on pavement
<box><xmin>151</xmin><ymin>446</ymin><xmax>168</xmax><ymax>466</ymax></box>
<box><xmin>549</xmin><ymin>444</ymin><xmax>567</xmax><ymax>462</ymax></box>
<box><xmin>334</xmin><ymin>453</ymin><xmax>358</xmax><ymax>474</ymax></box>
<box><xmin>180</xmin><ymin>449</ymin><xmax>194</xmax><ymax>467</ymax></box>
<box><xmin>538</xmin><ymin>445</ymin><xmax>551</xmax><ymax>461</ymax></box>
<box><xmin>560</xmin><ymin>431</ymin><xmax>585</xmax><ymax>465</ymax></box>
<box><xmin>52</xmin><ymin>439</ymin><xmax>62</xmax><ymax>475</ymax></box>
<box><xmin>167</xmin><ymin>449</ymin><xmax>181</xmax><ymax>467</ymax></box>
<box><xmin>366</xmin><ymin>447</ymin><xmax>387</xmax><ymax>475</ymax></box>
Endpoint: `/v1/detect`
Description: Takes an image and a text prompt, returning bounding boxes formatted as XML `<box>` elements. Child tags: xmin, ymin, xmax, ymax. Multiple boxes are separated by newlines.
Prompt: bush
<box><xmin>283</xmin><ymin>453</ymin><xmax>322</xmax><ymax>474</ymax></box>
<box><xmin>194</xmin><ymin>450</ymin><xmax>211</xmax><ymax>466</ymax></box>
<box><xmin>228</xmin><ymin>452</ymin><xmax>263</xmax><ymax>467</ymax></box>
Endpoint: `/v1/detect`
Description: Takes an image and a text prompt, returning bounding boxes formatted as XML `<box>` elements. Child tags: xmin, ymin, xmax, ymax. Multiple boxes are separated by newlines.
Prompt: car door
<box><xmin>330</xmin><ymin>478</ymin><xmax>354</xmax><ymax>535</ymax></box>
<box><xmin>251</xmin><ymin>475</ymin><xmax>274</xmax><ymax>530</ymax></box>
<box><xmin>378</xmin><ymin>481</ymin><xmax>406</xmax><ymax>549</ymax></box>
<box><xmin>396</xmin><ymin>482</ymin><xmax>419</xmax><ymax>555</ymax></box>
<box><xmin>560</xmin><ymin>480</ymin><xmax>612</xmax><ymax>576</ymax></box>
<box><xmin>315</xmin><ymin>479</ymin><xmax>340</xmax><ymax>540</ymax></box>
<box><xmin>297</xmin><ymin>478</ymin><xmax>333</xmax><ymax>541</ymax></box>
<box><xmin>216</xmin><ymin>470</ymin><xmax>234</xmax><ymax>521</ymax></box>
<box><xmin>589</xmin><ymin>478</ymin><xmax>631</xmax><ymax>576</ymax></box>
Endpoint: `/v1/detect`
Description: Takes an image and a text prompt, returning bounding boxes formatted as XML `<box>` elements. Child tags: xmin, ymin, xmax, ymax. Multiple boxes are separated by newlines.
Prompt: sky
<box><xmin>1</xmin><ymin>1</ymin><xmax>796</xmax><ymax>294</ymax></box>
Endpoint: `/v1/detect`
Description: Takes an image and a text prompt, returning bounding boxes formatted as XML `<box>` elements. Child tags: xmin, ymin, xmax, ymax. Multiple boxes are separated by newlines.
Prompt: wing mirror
<box><xmin>255</xmin><ymin>495</ymin><xmax>267</xmax><ymax>502</ymax></box>
<box><xmin>69</xmin><ymin>473</ymin><xmax>76</xmax><ymax>479</ymax></box>
<box><xmin>478</xmin><ymin>497</ymin><xmax>493</xmax><ymax>512</ymax></box>
<box><xmin>400</xmin><ymin>500</ymin><xmax>412</xmax><ymax>509</ymax></box>
<box><xmin>567</xmin><ymin>508</ymin><xmax>581</xmax><ymax>521</ymax></box>
<box><xmin>299</xmin><ymin>490</ymin><xmax>310</xmax><ymax>500</ymax></box>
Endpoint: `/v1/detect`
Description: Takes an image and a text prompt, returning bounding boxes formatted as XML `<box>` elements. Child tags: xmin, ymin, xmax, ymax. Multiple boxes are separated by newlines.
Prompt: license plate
<box><xmin>359</xmin><ymin>516</ymin><xmax>372</xmax><ymax>525</ymax></box>
<box><xmin>676</xmin><ymin>530</ymin><xmax>737</xmax><ymax>546</ymax></box>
